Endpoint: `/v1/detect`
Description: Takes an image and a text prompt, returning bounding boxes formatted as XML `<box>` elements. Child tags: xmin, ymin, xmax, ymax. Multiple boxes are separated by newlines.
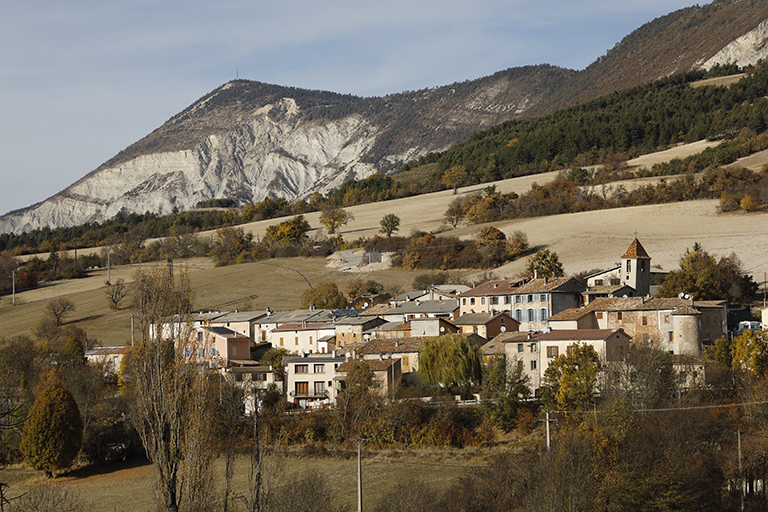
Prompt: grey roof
<box><xmin>453</xmin><ymin>312</ymin><xmax>513</xmax><ymax>325</ymax></box>
<box><xmin>213</xmin><ymin>311</ymin><xmax>270</xmax><ymax>323</ymax></box>
<box><xmin>386</xmin><ymin>300</ymin><xmax>458</xmax><ymax>316</ymax></box>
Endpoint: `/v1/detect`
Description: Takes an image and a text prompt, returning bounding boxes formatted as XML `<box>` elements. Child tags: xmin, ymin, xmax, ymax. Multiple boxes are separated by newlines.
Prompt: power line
<box><xmin>548</xmin><ymin>399</ymin><xmax>768</xmax><ymax>415</ymax></box>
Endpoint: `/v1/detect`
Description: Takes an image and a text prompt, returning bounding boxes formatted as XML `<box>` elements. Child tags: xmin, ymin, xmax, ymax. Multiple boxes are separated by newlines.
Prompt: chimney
<box><xmin>534</xmin><ymin>269</ymin><xmax>538</xmax><ymax>279</ymax></box>
<box><xmin>544</xmin><ymin>277</ymin><xmax>548</xmax><ymax>285</ymax></box>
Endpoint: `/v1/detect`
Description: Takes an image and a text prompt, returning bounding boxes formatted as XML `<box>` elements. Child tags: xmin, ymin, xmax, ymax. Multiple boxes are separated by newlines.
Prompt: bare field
<box><xmin>3</xmin><ymin>139</ymin><xmax>768</xmax><ymax>344</ymax></box>
<box><xmin>4</xmin><ymin>449</ymin><xmax>485</xmax><ymax>512</ymax></box>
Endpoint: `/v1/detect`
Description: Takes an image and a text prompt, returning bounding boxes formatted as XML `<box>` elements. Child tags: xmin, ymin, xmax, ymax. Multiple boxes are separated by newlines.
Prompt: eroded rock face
<box><xmin>702</xmin><ymin>18</ymin><xmax>768</xmax><ymax>70</ymax></box>
<box><xmin>0</xmin><ymin>100</ymin><xmax>381</xmax><ymax>234</ymax></box>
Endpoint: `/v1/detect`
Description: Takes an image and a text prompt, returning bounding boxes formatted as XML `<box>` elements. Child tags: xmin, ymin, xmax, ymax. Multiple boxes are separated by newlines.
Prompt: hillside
<box><xmin>3</xmin><ymin>137</ymin><xmax>767</xmax><ymax>345</ymax></box>
<box><xmin>3</xmin><ymin>0</ymin><xmax>768</xmax><ymax>235</ymax></box>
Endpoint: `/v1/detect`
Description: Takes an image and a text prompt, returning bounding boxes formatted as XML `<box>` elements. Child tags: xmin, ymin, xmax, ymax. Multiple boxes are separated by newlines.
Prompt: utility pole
<box><xmin>739</xmin><ymin>430</ymin><xmax>744</xmax><ymax>512</ymax></box>
<box><xmin>131</xmin><ymin>314</ymin><xmax>135</xmax><ymax>346</ymax></box>
<box><xmin>11</xmin><ymin>269</ymin><xmax>16</xmax><ymax>306</ymax></box>
<box><xmin>106</xmin><ymin>248</ymin><xmax>111</xmax><ymax>285</ymax></box>
<box><xmin>538</xmin><ymin>410</ymin><xmax>557</xmax><ymax>450</ymax></box>
<box><xmin>351</xmin><ymin>437</ymin><xmax>368</xmax><ymax>512</ymax></box>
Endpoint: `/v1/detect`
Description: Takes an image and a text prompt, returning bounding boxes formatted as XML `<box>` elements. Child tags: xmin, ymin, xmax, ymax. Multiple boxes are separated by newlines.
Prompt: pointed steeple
<box><xmin>622</xmin><ymin>238</ymin><xmax>650</xmax><ymax>259</ymax></box>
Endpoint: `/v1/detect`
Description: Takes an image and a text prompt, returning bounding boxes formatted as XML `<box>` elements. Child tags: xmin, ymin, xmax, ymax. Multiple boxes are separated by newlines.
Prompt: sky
<box><xmin>0</xmin><ymin>0</ymin><xmax>702</xmax><ymax>218</ymax></box>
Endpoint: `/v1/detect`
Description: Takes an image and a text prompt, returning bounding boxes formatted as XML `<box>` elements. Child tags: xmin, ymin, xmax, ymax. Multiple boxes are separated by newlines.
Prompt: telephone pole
<box><xmin>11</xmin><ymin>269</ymin><xmax>16</xmax><ymax>306</ymax></box>
<box><xmin>351</xmin><ymin>437</ymin><xmax>368</xmax><ymax>512</ymax></box>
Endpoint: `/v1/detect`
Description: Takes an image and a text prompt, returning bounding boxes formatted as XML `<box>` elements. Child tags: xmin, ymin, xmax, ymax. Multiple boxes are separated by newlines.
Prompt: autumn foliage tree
<box><xmin>541</xmin><ymin>342</ymin><xmax>600</xmax><ymax>413</ymax></box>
<box><xmin>20</xmin><ymin>376</ymin><xmax>83</xmax><ymax>477</ymax></box>
<box><xmin>300</xmin><ymin>282</ymin><xmax>347</xmax><ymax>310</ymax></box>
<box><xmin>419</xmin><ymin>334</ymin><xmax>483</xmax><ymax>391</ymax></box>
<box><xmin>319</xmin><ymin>207</ymin><xmax>353</xmax><ymax>235</ymax></box>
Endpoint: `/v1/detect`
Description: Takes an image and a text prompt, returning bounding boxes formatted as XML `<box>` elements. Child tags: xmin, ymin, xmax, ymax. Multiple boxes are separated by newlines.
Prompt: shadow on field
<box><xmin>65</xmin><ymin>457</ymin><xmax>151</xmax><ymax>480</ymax></box>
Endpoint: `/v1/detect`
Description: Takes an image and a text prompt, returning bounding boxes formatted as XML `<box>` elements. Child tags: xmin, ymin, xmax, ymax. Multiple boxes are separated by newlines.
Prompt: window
<box><xmin>279</xmin><ymin>337</ymin><xmax>284</xmax><ymax>346</ymax></box>
<box><xmin>539</xmin><ymin>294</ymin><xmax>547</xmax><ymax>302</ymax></box>
<box><xmin>504</xmin><ymin>296</ymin><xmax>511</xmax><ymax>304</ymax></box>
<box><xmin>314</xmin><ymin>364</ymin><xmax>325</xmax><ymax>373</ymax></box>
<box><xmin>640</xmin><ymin>260</ymin><xmax>646</xmax><ymax>271</ymax></box>
<box><xmin>231</xmin><ymin>346</ymin><xmax>237</xmax><ymax>357</ymax></box>
<box><xmin>295</xmin><ymin>364</ymin><xmax>308</xmax><ymax>373</ymax></box>
<box><xmin>470</xmin><ymin>298</ymin><xmax>475</xmax><ymax>305</ymax></box>
<box><xmin>196</xmin><ymin>348</ymin><xmax>204</xmax><ymax>358</ymax></box>
<box><xmin>183</xmin><ymin>348</ymin><xmax>192</xmax><ymax>358</ymax></box>
<box><xmin>642</xmin><ymin>316</ymin><xmax>648</xmax><ymax>326</ymax></box>
<box><xmin>531</xmin><ymin>360</ymin><xmax>537</xmax><ymax>370</ymax></box>
<box><xmin>547</xmin><ymin>346</ymin><xmax>559</xmax><ymax>358</ymax></box>
<box><xmin>462</xmin><ymin>298</ymin><xmax>466</xmax><ymax>305</ymax></box>
<box><xmin>595</xmin><ymin>279</ymin><xmax>604</xmax><ymax>286</ymax></box>
<box><xmin>517</xmin><ymin>343</ymin><xmax>524</xmax><ymax>353</ymax></box>
<box><xmin>197</xmin><ymin>332</ymin><xmax>203</xmax><ymax>341</ymax></box>
<box><xmin>490</xmin><ymin>297</ymin><xmax>498</xmax><ymax>305</ymax></box>
<box><xmin>309</xmin><ymin>336</ymin><xmax>313</xmax><ymax>344</ymax></box>
<box><xmin>295</xmin><ymin>337</ymin><xmax>299</xmax><ymax>346</ymax></box>
<box><xmin>314</xmin><ymin>382</ymin><xmax>325</xmax><ymax>395</ymax></box>
<box><xmin>515</xmin><ymin>295</ymin><xmax>523</xmax><ymax>304</ymax></box>
<box><xmin>596</xmin><ymin>312</ymin><xmax>603</xmax><ymax>319</ymax></box>
<box><xmin>626</xmin><ymin>260</ymin><xmax>631</xmax><ymax>273</ymax></box>
<box><xmin>530</xmin><ymin>344</ymin><xmax>537</xmax><ymax>353</ymax></box>
<box><xmin>616</xmin><ymin>312</ymin><xmax>623</xmax><ymax>321</ymax></box>
<box><xmin>527</xmin><ymin>294</ymin><xmax>534</xmax><ymax>303</ymax></box>
<box><xmin>480</xmin><ymin>297</ymin><xmax>485</xmax><ymax>305</ymax></box>
<box><xmin>516</xmin><ymin>309</ymin><xmax>524</xmax><ymax>322</ymax></box>
<box><xmin>539</xmin><ymin>308</ymin><xmax>549</xmax><ymax>321</ymax></box>
<box><xmin>527</xmin><ymin>309</ymin><xmax>536</xmax><ymax>322</ymax></box>
<box><xmin>210</xmin><ymin>347</ymin><xmax>219</xmax><ymax>357</ymax></box>
<box><xmin>295</xmin><ymin>382</ymin><xmax>308</xmax><ymax>395</ymax></box>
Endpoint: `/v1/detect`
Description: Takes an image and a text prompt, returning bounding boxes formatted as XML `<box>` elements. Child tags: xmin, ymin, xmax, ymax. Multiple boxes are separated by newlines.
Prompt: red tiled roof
<box><xmin>357</xmin><ymin>337</ymin><xmax>424</xmax><ymax>354</ymax></box>
<box><xmin>621</xmin><ymin>238</ymin><xmax>650</xmax><ymax>259</ymax></box>
<box><xmin>516</xmin><ymin>277</ymin><xmax>577</xmax><ymax>293</ymax></box>
<box><xmin>458</xmin><ymin>279</ymin><xmax>525</xmax><ymax>297</ymax></box>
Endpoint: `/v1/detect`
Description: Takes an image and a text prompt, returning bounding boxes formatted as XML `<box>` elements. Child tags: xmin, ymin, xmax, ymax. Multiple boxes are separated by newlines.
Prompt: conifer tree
<box><xmin>20</xmin><ymin>376</ymin><xmax>83</xmax><ymax>477</ymax></box>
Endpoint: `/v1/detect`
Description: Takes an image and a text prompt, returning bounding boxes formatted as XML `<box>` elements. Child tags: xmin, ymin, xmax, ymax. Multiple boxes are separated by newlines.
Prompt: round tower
<box><xmin>672</xmin><ymin>306</ymin><xmax>702</xmax><ymax>357</ymax></box>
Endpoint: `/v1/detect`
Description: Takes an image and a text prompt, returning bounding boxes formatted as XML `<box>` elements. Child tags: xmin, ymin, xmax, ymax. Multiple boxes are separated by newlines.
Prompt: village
<box><xmin>86</xmin><ymin>238</ymin><xmax>767</xmax><ymax>414</ymax></box>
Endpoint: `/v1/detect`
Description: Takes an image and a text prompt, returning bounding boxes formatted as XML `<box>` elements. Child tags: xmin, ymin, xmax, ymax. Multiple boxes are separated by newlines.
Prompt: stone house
<box><xmin>499</xmin><ymin>329</ymin><xmax>630</xmax><ymax>393</ymax></box>
<box><xmin>333</xmin><ymin>316</ymin><xmax>387</xmax><ymax>348</ymax></box>
<box><xmin>547</xmin><ymin>296</ymin><xmax>727</xmax><ymax>357</ymax></box>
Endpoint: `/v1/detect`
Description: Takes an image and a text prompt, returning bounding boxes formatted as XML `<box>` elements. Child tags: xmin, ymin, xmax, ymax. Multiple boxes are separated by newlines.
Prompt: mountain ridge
<box><xmin>3</xmin><ymin>0</ymin><xmax>768</xmax><ymax>234</ymax></box>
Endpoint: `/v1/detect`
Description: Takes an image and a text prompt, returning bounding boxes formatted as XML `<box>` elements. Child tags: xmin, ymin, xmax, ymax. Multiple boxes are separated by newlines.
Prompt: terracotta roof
<box><xmin>584</xmin><ymin>285</ymin><xmax>632</xmax><ymax>295</ymax></box>
<box><xmin>672</xmin><ymin>306</ymin><xmax>701</xmax><ymax>316</ymax></box>
<box><xmin>481</xmin><ymin>339</ymin><xmax>507</xmax><ymax>355</ymax></box>
<box><xmin>489</xmin><ymin>329</ymin><xmax>627</xmax><ymax>343</ymax></box>
<box><xmin>535</xmin><ymin>329</ymin><xmax>627</xmax><ymax>341</ymax></box>
<box><xmin>337</xmin><ymin>358</ymin><xmax>396</xmax><ymax>373</ymax></box>
<box><xmin>453</xmin><ymin>312</ymin><xmax>515</xmax><ymax>325</ymax></box>
<box><xmin>547</xmin><ymin>307</ymin><xmax>594</xmax><ymax>321</ymax></box>
<box><xmin>458</xmin><ymin>279</ymin><xmax>525</xmax><ymax>297</ymax></box>
<box><xmin>621</xmin><ymin>238</ymin><xmax>650</xmax><ymax>259</ymax></box>
<box><xmin>357</xmin><ymin>337</ymin><xmax>424</xmax><ymax>354</ymax></box>
<box><xmin>516</xmin><ymin>277</ymin><xmax>580</xmax><ymax>294</ymax></box>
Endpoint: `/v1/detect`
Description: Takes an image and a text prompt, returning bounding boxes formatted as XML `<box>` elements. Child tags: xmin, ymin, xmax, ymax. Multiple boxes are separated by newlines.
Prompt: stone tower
<box><xmin>620</xmin><ymin>238</ymin><xmax>651</xmax><ymax>297</ymax></box>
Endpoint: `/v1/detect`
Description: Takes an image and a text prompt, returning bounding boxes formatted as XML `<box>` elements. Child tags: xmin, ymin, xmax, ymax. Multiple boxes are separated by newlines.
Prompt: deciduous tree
<box><xmin>300</xmin><ymin>282</ymin><xmax>347</xmax><ymax>310</ymax></box>
<box><xmin>45</xmin><ymin>298</ymin><xmax>75</xmax><ymax>326</ymax></box>
<box><xmin>105</xmin><ymin>278</ymin><xmax>128</xmax><ymax>310</ymax></box>
<box><xmin>379</xmin><ymin>213</ymin><xmax>401</xmax><ymax>237</ymax></box>
<box><xmin>541</xmin><ymin>342</ymin><xmax>600</xmax><ymax>412</ymax></box>
<box><xmin>319</xmin><ymin>206</ymin><xmax>353</xmax><ymax>235</ymax></box>
<box><xmin>442</xmin><ymin>165</ymin><xmax>468</xmax><ymax>194</ymax></box>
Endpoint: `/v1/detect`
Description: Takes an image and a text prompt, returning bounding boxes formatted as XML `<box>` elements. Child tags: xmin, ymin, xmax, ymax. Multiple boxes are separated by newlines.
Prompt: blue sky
<box><xmin>0</xmin><ymin>0</ymin><xmax>700</xmax><ymax>217</ymax></box>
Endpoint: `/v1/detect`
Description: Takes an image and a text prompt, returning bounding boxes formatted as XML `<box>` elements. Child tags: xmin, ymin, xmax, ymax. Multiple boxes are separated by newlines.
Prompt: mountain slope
<box><xmin>3</xmin><ymin>0</ymin><xmax>768</xmax><ymax>235</ymax></box>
